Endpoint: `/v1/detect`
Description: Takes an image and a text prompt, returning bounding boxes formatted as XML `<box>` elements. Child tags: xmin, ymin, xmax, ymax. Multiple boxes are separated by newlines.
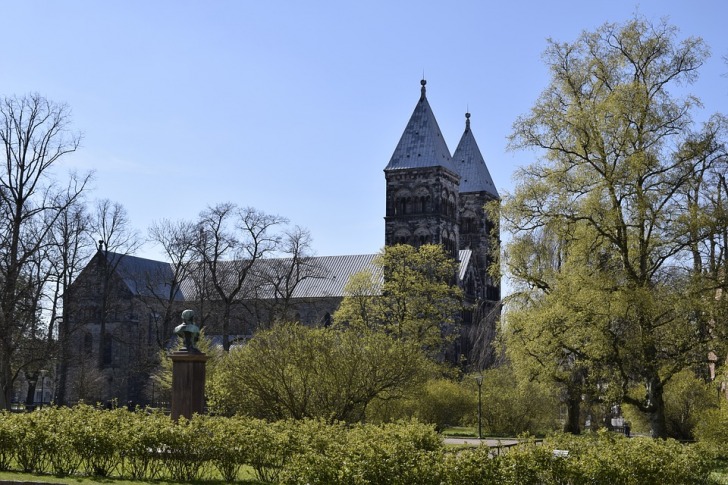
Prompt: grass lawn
<box><xmin>440</xmin><ymin>426</ymin><xmax>476</xmax><ymax>437</ymax></box>
<box><xmin>4</xmin><ymin>460</ymin><xmax>728</xmax><ymax>484</ymax></box>
<box><xmin>0</xmin><ymin>466</ymin><xmax>265</xmax><ymax>484</ymax></box>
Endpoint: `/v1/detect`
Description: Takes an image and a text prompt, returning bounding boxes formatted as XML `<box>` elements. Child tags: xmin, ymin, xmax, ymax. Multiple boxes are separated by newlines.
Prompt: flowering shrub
<box><xmin>0</xmin><ymin>406</ymin><xmax>715</xmax><ymax>483</ymax></box>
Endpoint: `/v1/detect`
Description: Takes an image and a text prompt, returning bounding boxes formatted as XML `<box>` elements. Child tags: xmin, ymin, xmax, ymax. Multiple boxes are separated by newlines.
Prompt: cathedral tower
<box><xmin>452</xmin><ymin>112</ymin><xmax>500</xmax><ymax>302</ymax></box>
<box><xmin>384</xmin><ymin>80</ymin><xmax>460</xmax><ymax>257</ymax></box>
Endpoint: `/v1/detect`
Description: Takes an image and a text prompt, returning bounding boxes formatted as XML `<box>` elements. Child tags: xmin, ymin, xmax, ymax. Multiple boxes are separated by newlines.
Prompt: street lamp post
<box><xmin>475</xmin><ymin>374</ymin><xmax>483</xmax><ymax>440</ymax></box>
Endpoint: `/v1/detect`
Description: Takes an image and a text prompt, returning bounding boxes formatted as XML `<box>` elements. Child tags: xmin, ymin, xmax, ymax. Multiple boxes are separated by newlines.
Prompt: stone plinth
<box><xmin>170</xmin><ymin>351</ymin><xmax>208</xmax><ymax>421</ymax></box>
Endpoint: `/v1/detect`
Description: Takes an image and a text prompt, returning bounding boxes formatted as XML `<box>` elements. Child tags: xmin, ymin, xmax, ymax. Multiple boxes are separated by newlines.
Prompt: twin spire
<box><xmin>386</xmin><ymin>80</ymin><xmax>498</xmax><ymax>198</ymax></box>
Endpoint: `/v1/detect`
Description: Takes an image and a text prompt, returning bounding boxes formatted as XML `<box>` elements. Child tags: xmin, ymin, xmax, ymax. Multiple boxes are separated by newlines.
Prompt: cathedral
<box><xmin>385</xmin><ymin>80</ymin><xmax>499</xmax><ymax>303</ymax></box>
<box><xmin>59</xmin><ymin>80</ymin><xmax>500</xmax><ymax>406</ymax></box>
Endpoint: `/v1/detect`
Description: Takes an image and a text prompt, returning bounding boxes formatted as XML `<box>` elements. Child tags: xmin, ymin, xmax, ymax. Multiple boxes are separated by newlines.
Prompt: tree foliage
<box><xmin>501</xmin><ymin>17</ymin><xmax>728</xmax><ymax>437</ymax></box>
<box><xmin>207</xmin><ymin>323</ymin><xmax>428</xmax><ymax>422</ymax></box>
<box><xmin>335</xmin><ymin>244</ymin><xmax>463</xmax><ymax>356</ymax></box>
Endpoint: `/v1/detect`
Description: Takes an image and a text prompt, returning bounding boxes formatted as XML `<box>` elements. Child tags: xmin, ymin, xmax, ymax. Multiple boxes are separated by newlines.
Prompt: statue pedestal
<box><xmin>170</xmin><ymin>351</ymin><xmax>209</xmax><ymax>420</ymax></box>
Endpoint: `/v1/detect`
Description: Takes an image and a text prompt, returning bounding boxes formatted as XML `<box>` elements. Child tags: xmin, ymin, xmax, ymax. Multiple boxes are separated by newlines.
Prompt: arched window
<box><xmin>397</xmin><ymin>198</ymin><xmax>406</xmax><ymax>215</ymax></box>
<box><xmin>462</xmin><ymin>217</ymin><xmax>476</xmax><ymax>234</ymax></box>
<box><xmin>414</xmin><ymin>197</ymin><xmax>422</xmax><ymax>213</ymax></box>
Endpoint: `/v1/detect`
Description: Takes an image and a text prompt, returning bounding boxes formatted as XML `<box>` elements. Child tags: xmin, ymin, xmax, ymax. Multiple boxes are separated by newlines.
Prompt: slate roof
<box><xmin>99</xmin><ymin>250</ymin><xmax>473</xmax><ymax>302</ymax></box>
<box><xmin>176</xmin><ymin>254</ymin><xmax>382</xmax><ymax>300</ymax></box>
<box><xmin>292</xmin><ymin>254</ymin><xmax>381</xmax><ymax>298</ymax></box>
<box><xmin>384</xmin><ymin>80</ymin><xmax>457</xmax><ymax>174</ymax></box>
<box><xmin>104</xmin><ymin>252</ymin><xmax>184</xmax><ymax>300</ymax></box>
<box><xmin>452</xmin><ymin>113</ymin><xmax>499</xmax><ymax>198</ymax></box>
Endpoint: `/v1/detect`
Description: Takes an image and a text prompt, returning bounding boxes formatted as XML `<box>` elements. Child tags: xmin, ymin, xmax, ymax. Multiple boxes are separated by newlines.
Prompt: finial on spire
<box><xmin>465</xmin><ymin>111</ymin><xmax>471</xmax><ymax>131</ymax></box>
<box><xmin>420</xmin><ymin>78</ymin><xmax>427</xmax><ymax>99</ymax></box>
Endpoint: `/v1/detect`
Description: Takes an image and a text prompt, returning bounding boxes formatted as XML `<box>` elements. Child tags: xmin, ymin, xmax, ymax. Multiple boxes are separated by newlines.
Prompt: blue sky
<box><xmin>1</xmin><ymin>1</ymin><xmax>726</xmax><ymax>271</ymax></box>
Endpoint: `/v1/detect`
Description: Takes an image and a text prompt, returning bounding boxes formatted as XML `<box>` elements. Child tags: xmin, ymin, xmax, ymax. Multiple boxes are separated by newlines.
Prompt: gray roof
<box><xmin>105</xmin><ymin>252</ymin><xmax>184</xmax><ymax>300</ymax></box>
<box><xmin>452</xmin><ymin>114</ymin><xmax>499</xmax><ymax>198</ymax></box>
<box><xmin>385</xmin><ymin>80</ymin><xmax>457</xmax><ymax>174</ymax></box>
<box><xmin>177</xmin><ymin>254</ymin><xmax>382</xmax><ymax>301</ymax></box>
<box><xmin>104</xmin><ymin>249</ymin><xmax>473</xmax><ymax>302</ymax></box>
<box><xmin>292</xmin><ymin>254</ymin><xmax>380</xmax><ymax>298</ymax></box>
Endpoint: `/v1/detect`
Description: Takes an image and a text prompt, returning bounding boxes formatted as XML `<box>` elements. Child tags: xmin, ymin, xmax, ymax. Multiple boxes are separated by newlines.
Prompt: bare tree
<box><xmin>145</xmin><ymin>218</ymin><xmax>198</xmax><ymax>349</ymax></box>
<box><xmin>247</xmin><ymin>225</ymin><xmax>325</xmax><ymax>328</ymax></box>
<box><xmin>47</xmin><ymin>196</ymin><xmax>92</xmax><ymax>405</ymax></box>
<box><xmin>87</xmin><ymin>199</ymin><xmax>140</xmax><ymax>370</ymax></box>
<box><xmin>197</xmin><ymin>203</ymin><xmax>285</xmax><ymax>351</ymax></box>
<box><xmin>0</xmin><ymin>94</ymin><xmax>89</xmax><ymax>409</ymax></box>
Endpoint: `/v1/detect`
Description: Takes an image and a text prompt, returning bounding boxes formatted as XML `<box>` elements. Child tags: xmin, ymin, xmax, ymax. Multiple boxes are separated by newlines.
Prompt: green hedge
<box><xmin>0</xmin><ymin>406</ymin><xmax>715</xmax><ymax>484</ymax></box>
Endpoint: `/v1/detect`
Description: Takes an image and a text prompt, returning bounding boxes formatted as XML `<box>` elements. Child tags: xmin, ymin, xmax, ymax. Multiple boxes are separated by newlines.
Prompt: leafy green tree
<box><xmin>502</xmin><ymin>16</ymin><xmax>727</xmax><ymax>437</ymax></box>
<box><xmin>335</xmin><ymin>244</ymin><xmax>463</xmax><ymax>357</ymax></box>
<box><xmin>498</xmin><ymin>226</ymin><xmax>600</xmax><ymax>435</ymax></box>
<box><xmin>207</xmin><ymin>323</ymin><xmax>428</xmax><ymax>422</ymax></box>
<box><xmin>623</xmin><ymin>368</ymin><xmax>720</xmax><ymax>439</ymax></box>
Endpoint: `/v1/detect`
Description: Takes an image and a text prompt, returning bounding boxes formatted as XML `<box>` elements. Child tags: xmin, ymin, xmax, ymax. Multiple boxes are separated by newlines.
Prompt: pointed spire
<box><xmin>385</xmin><ymin>80</ymin><xmax>455</xmax><ymax>173</ymax></box>
<box><xmin>452</xmin><ymin>112</ymin><xmax>499</xmax><ymax>198</ymax></box>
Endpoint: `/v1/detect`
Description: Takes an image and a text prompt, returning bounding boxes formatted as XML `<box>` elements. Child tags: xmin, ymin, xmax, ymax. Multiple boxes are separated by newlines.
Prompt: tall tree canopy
<box><xmin>334</xmin><ymin>244</ymin><xmax>463</xmax><ymax>357</ymax></box>
<box><xmin>501</xmin><ymin>17</ymin><xmax>728</xmax><ymax>438</ymax></box>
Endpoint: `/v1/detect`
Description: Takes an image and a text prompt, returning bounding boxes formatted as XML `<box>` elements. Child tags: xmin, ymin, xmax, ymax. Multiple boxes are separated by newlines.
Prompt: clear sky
<box><xmin>1</xmin><ymin>1</ymin><xmax>726</xmax><ymax>268</ymax></box>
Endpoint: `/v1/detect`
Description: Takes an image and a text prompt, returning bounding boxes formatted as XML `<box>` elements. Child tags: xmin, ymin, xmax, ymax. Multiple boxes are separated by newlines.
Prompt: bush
<box><xmin>479</xmin><ymin>365</ymin><xmax>560</xmax><ymax>436</ymax></box>
<box><xmin>280</xmin><ymin>420</ymin><xmax>443</xmax><ymax>485</ymax></box>
<box><xmin>118</xmin><ymin>409</ymin><xmax>169</xmax><ymax>480</ymax></box>
<box><xmin>9</xmin><ymin>410</ymin><xmax>53</xmax><ymax>473</ymax></box>
<box><xmin>0</xmin><ymin>412</ymin><xmax>12</xmax><ymax>471</ymax></box>
<box><xmin>366</xmin><ymin>377</ymin><xmax>474</xmax><ymax>431</ymax></box>
<box><xmin>208</xmin><ymin>324</ymin><xmax>428</xmax><ymax>423</ymax></box>
<box><xmin>0</xmin><ymin>407</ymin><xmax>715</xmax><ymax>483</ymax></box>
<box><xmin>439</xmin><ymin>445</ymin><xmax>500</xmax><ymax>482</ymax></box>
<box><xmin>46</xmin><ymin>407</ymin><xmax>84</xmax><ymax>475</ymax></box>
<box><xmin>72</xmin><ymin>405</ymin><xmax>126</xmax><ymax>476</ymax></box>
<box><xmin>543</xmin><ymin>431</ymin><xmax>713</xmax><ymax>484</ymax></box>
<box><xmin>694</xmin><ymin>398</ymin><xmax>728</xmax><ymax>450</ymax></box>
<box><xmin>437</xmin><ymin>431</ymin><xmax>713</xmax><ymax>485</ymax></box>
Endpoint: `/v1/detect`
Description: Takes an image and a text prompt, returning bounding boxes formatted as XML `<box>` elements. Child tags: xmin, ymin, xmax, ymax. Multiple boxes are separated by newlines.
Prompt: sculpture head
<box><xmin>174</xmin><ymin>309</ymin><xmax>200</xmax><ymax>352</ymax></box>
<box><xmin>181</xmin><ymin>309</ymin><xmax>195</xmax><ymax>324</ymax></box>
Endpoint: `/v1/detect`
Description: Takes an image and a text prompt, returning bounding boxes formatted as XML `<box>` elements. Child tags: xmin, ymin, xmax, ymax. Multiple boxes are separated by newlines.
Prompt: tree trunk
<box><xmin>563</xmin><ymin>384</ymin><xmax>582</xmax><ymax>435</ymax></box>
<box><xmin>222</xmin><ymin>304</ymin><xmax>231</xmax><ymax>352</ymax></box>
<box><xmin>647</xmin><ymin>376</ymin><xmax>668</xmax><ymax>438</ymax></box>
<box><xmin>0</xmin><ymin>350</ymin><xmax>12</xmax><ymax>410</ymax></box>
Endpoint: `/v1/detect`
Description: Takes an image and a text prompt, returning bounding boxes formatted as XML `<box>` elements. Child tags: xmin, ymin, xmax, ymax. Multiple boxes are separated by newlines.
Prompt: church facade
<box><xmin>60</xmin><ymin>80</ymin><xmax>500</xmax><ymax>406</ymax></box>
